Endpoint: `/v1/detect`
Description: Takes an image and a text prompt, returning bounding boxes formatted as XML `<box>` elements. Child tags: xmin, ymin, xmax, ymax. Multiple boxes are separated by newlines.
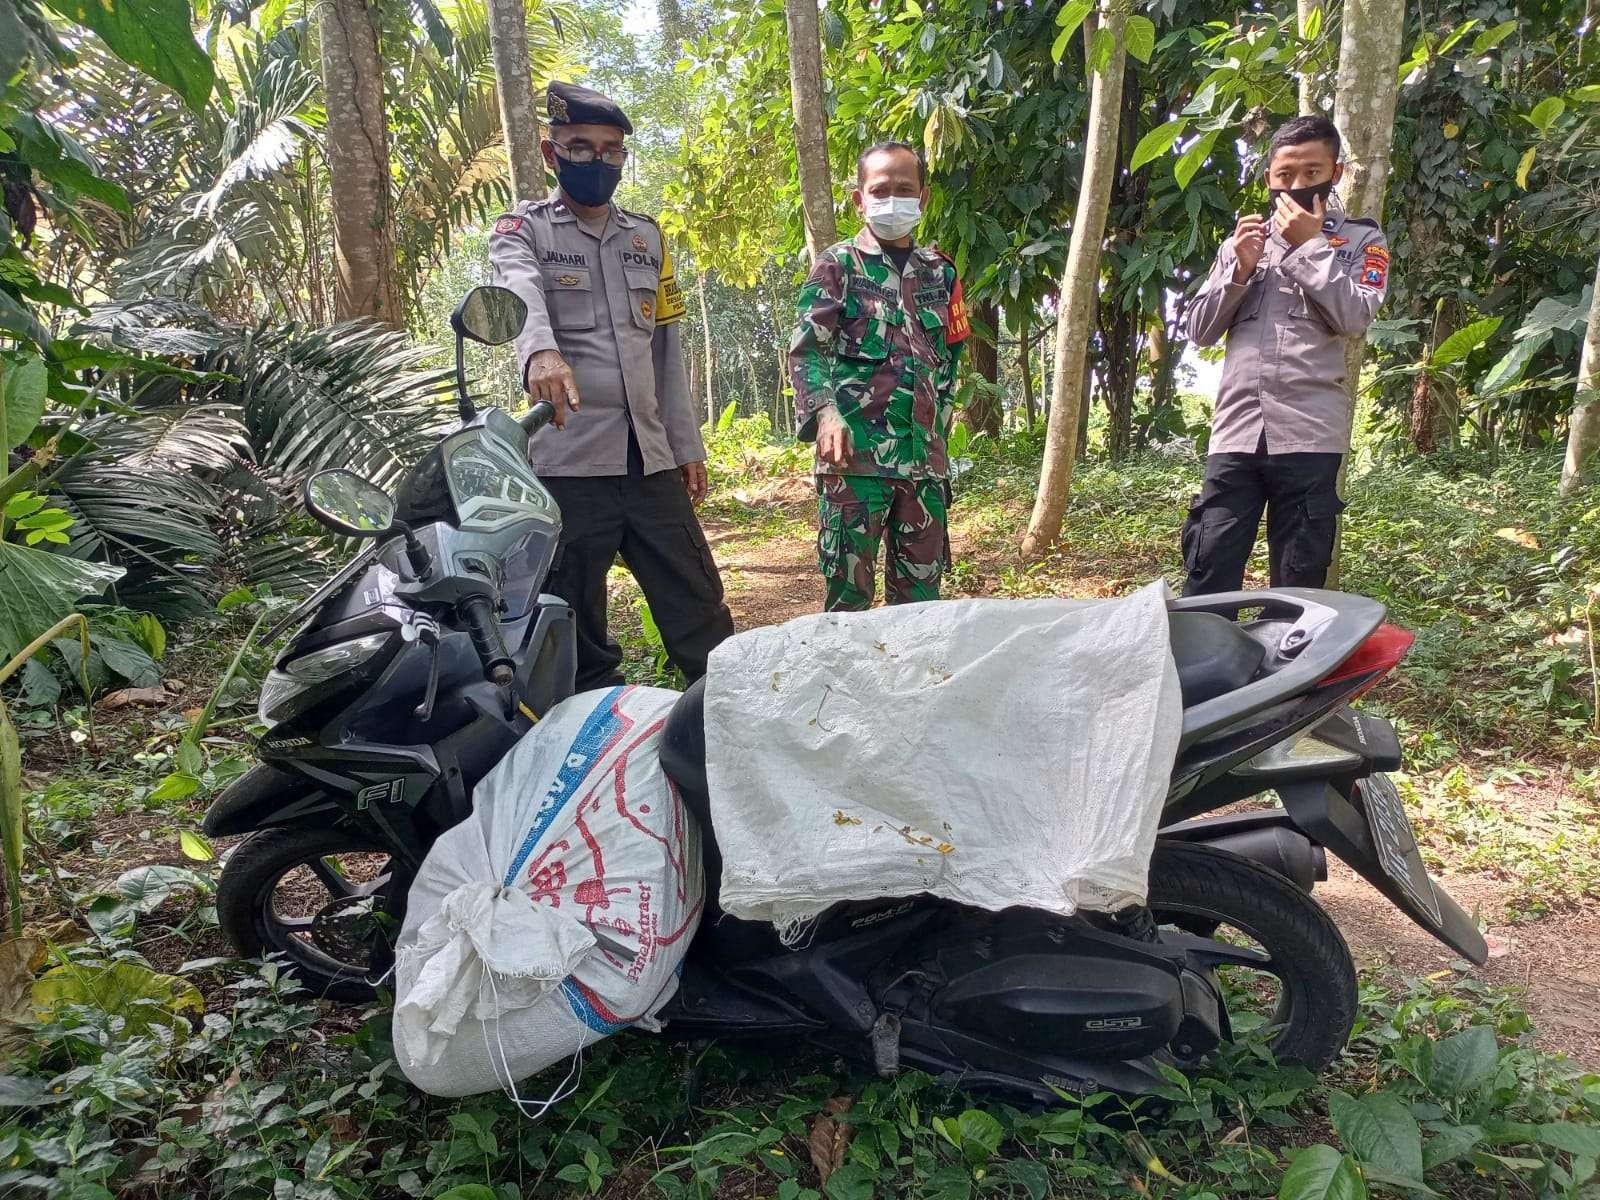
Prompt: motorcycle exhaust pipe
<box><xmin>1187</xmin><ymin>826</ymin><xmax>1327</xmax><ymax>893</ymax></box>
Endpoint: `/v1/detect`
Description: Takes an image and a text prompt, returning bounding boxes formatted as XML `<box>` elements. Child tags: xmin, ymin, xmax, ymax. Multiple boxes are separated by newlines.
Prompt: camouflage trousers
<box><xmin>817</xmin><ymin>474</ymin><xmax>948</xmax><ymax>612</ymax></box>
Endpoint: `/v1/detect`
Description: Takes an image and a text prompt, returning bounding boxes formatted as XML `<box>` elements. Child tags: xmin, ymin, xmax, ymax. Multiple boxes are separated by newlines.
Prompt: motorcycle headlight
<box><xmin>258</xmin><ymin>632</ymin><xmax>395</xmax><ymax>726</ymax></box>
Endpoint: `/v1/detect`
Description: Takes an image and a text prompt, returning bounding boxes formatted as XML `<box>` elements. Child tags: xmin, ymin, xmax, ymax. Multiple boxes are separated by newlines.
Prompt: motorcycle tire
<box><xmin>216</xmin><ymin>827</ymin><xmax>397</xmax><ymax>1004</ymax></box>
<box><xmin>1147</xmin><ymin>840</ymin><xmax>1357</xmax><ymax>1072</ymax></box>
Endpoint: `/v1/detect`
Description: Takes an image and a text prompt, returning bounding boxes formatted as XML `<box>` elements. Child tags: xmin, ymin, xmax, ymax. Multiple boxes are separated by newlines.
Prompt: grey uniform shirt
<box><xmin>1187</xmin><ymin>209</ymin><xmax>1390</xmax><ymax>455</ymax></box>
<box><xmin>489</xmin><ymin>196</ymin><xmax>704</xmax><ymax>477</ymax></box>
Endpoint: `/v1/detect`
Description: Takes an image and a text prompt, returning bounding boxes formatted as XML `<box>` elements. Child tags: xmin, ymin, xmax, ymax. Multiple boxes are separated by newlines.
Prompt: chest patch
<box><xmin>913</xmin><ymin>286</ymin><xmax>950</xmax><ymax>307</ymax></box>
<box><xmin>854</xmin><ymin>279</ymin><xmax>900</xmax><ymax>305</ymax></box>
<box><xmin>494</xmin><ymin>216</ymin><xmax>522</xmax><ymax>235</ymax></box>
<box><xmin>621</xmin><ymin>249</ymin><xmax>661</xmax><ymax>270</ymax></box>
<box><xmin>555</xmin><ymin>274</ymin><xmax>583</xmax><ymax>287</ymax></box>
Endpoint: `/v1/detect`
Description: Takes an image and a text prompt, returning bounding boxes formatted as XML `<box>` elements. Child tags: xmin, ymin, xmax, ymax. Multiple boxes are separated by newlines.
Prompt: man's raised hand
<box><xmin>1274</xmin><ymin>193</ymin><xmax>1325</xmax><ymax>248</ymax></box>
<box><xmin>1230</xmin><ymin>215</ymin><xmax>1267</xmax><ymax>283</ymax></box>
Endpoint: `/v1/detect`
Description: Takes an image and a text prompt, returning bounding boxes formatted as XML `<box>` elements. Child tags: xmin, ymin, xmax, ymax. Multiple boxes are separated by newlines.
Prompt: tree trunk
<box><xmin>698</xmin><ymin>270</ymin><xmax>716</xmax><ymax>426</ymax></box>
<box><xmin>783</xmin><ymin>0</ymin><xmax>838</xmax><ymax>261</ymax></box>
<box><xmin>1327</xmin><ymin>0</ymin><xmax>1405</xmax><ymax>584</ymax></box>
<box><xmin>319</xmin><ymin>0</ymin><xmax>402</xmax><ymax>326</ymax></box>
<box><xmin>486</xmin><ymin>0</ymin><xmax>548</xmax><ymax>202</ymax></box>
<box><xmin>1021</xmin><ymin>3</ymin><xmax>1131</xmax><ymax>559</ymax></box>
<box><xmin>966</xmin><ymin>300</ymin><xmax>1001</xmax><ymax>437</ymax></box>
<box><xmin>1559</xmin><ymin>250</ymin><xmax>1600</xmax><ymax>496</ymax></box>
<box><xmin>1408</xmin><ymin>296</ymin><xmax>1461</xmax><ymax>453</ymax></box>
<box><xmin>1020</xmin><ymin>312</ymin><xmax>1036</xmax><ymax>429</ymax></box>
<box><xmin>1297</xmin><ymin>0</ymin><xmax>1325</xmax><ymax>114</ymax></box>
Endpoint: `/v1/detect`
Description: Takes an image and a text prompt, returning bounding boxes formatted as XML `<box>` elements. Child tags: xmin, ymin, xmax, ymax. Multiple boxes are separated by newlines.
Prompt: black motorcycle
<box><xmin>206</xmin><ymin>284</ymin><xmax>1487</xmax><ymax>1104</ymax></box>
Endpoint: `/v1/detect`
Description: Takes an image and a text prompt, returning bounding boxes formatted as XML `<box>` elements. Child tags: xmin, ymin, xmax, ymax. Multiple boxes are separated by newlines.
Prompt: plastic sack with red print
<box><xmin>392</xmin><ymin>685</ymin><xmax>703</xmax><ymax>1099</ymax></box>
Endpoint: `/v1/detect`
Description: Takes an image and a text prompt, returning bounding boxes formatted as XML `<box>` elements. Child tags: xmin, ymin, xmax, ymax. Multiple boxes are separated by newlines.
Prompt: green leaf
<box><xmin>8</xmin><ymin>116</ymin><xmax>131</xmax><ymax>213</ymax></box>
<box><xmin>1301</xmin><ymin>3</ymin><xmax>1324</xmax><ymax>41</ymax></box>
<box><xmin>1525</xmin><ymin>96</ymin><xmax>1565</xmax><ymax>135</ymax></box>
<box><xmin>986</xmin><ymin>48</ymin><xmax>1004</xmax><ymax>87</ymax></box>
<box><xmin>1516</xmin><ymin>145</ymin><xmax>1537</xmax><ymax>189</ymax></box>
<box><xmin>180</xmin><ymin>829</ymin><xmax>215</xmax><ymax>862</ymax></box>
<box><xmin>1537</xmin><ymin>1123</ymin><xmax>1600</xmax><ymax>1158</ymax></box>
<box><xmin>1429</xmin><ymin>316</ymin><xmax>1503</xmax><ymax>368</ymax></box>
<box><xmin>1477</xmin><ymin>330</ymin><xmax>1549</xmax><ymax>396</ymax></box>
<box><xmin>0</xmin><ymin>292</ymin><xmax>49</xmax><ymax>349</ymax></box>
<box><xmin>1052</xmin><ymin>0</ymin><xmax>1093</xmax><ymax>61</ymax></box>
<box><xmin>176</xmin><ymin>739</ymin><xmax>205</xmax><ymax>777</ymax></box>
<box><xmin>95</xmin><ymin>635</ymin><xmax>161</xmax><ymax>687</ymax></box>
<box><xmin>2</xmin><ymin>352</ymin><xmax>48</xmax><ymax>450</ymax></box>
<box><xmin>1471</xmin><ymin>19</ymin><xmax>1517</xmax><ymax>54</ymax></box>
<box><xmin>1516</xmin><ymin>288</ymin><xmax>1593</xmax><ymax>338</ymax></box>
<box><xmin>1436</xmin><ymin>18</ymin><xmax>1480</xmax><ymax>54</ymax></box>
<box><xmin>116</xmin><ymin>863</ymin><xmax>207</xmax><ymax>913</ymax></box>
<box><xmin>1425</xmin><ymin>1025</ymin><xmax>1500</xmax><ymax>1098</ymax></box>
<box><xmin>217</xmin><ymin>586</ymin><xmax>257</xmax><ymax>613</ymax></box>
<box><xmin>148</xmin><ymin>772</ymin><xmax>201</xmax><ymax>802</ymax></box>
<box><xmin>41</xmin><ymin>0</ymin><xmax>214</xmax><ymax>111</ymax></box>
<box><xmin>0</xmin><ymin>1074</ymin><xmax>66</xmax><ymax>1107</ymax></box>
<box><xmin>1091</xmin><ymin>26</ymin><xmax>1114</xmax><ymax>72</ymax></box>
<box><xmin>132</xmin><ymin>613</ymin><xmax>167</xmax><ymax>661</ymax></box>
<box><xmin>0</xmin><ymin>540</ymin><xmax>123</xmax><ymax>665</ymax></box>
<box><xmin>1422</xmin><ymin>1124</ymin><xmax>1482</xmax><ymax>1170</ymax></box>
<box><xmin>957</xmin><ymin>1108</ymin><xmax>1004</xmax><ymax>1165</ymax></box>
<box><xmin>34</xmin><ymin>959</ymin><xmax>203</xmax><ymax>1035</ymax></box>
<box><xmin>824</xmin><ymin>1161</ymin><xmax>875</xmax><ymax>1200</ymax></box>
<box><xmin>1124</xmin><ymin>15</ymin><xmax>1155</xmax><ymax>63</ymax></box>
<box><xmin>1131</xmin><ymin>118</ymin><xmax>1188</xmax><ymax>172</ymax></box>
<box><xmin>1328</xmin><ymin>1091</ymin><xmax>1424</xmax><ymax>1184</ymax></box>
<box><xmin>821</xmin><ymin>8</ymin><xmax>846</xmax><ymax>49</ymax></box>
<box><xmin>1278</xmin><ymin>1145</ymin><xmax>1368</xmax><ymax>1200</ymax></box>
<box><xmin>1174</xmin><ymin>130</ymin><xmax>1219</xmax><ymax>190</ymax></box>
<box><xmin>1574</xmin><ymin>85</ymin><xmax>1600</xmax><ymax>102</ymax></box>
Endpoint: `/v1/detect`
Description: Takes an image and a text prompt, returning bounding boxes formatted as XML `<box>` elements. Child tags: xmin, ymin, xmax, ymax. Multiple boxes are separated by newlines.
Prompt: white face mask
<box><xmin>863</xmin><ymin>195</ymin><xmax>922</xmax><ymax>242</ymax></box>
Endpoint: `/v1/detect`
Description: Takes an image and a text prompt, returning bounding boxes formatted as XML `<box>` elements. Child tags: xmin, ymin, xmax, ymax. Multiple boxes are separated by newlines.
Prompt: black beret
<box><xmin>546</xmin><ymin>81</ymin><xmax>633</xmax><ymax>135</ymax></box>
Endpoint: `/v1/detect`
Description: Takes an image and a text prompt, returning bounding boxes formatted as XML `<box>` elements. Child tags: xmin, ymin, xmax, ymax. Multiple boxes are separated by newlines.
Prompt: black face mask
<box><xmin>1268</xmin><ymin>180</ymin><xmax>1335</xmax><ymax>220</ymax></box>
<box><xmin>554</xmin><ymin>158</ymin><xmax>623</xmax><ymax>208</ymax></box>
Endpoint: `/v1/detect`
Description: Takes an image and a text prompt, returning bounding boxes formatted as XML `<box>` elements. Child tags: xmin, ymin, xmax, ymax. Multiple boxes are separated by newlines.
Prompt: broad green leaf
<box><xmin>1422</xmin><ymin>1124</ymin><xmax>1482</xmax><ymax>1170</ymax></box>
<box><xmin>34</xmin><ymin>959</ymin><xmax>203</xmax><ymax>1035</ymax></box>
<box><xmin>1477</xmin><ymin>330</ymin><xmax>1549</xmax><ymax>396</ymax></box>
<box><xmin>1131</xmin><ymin>118</ymin><xmax>1188</xmax><ymax>172</ymax></box>
<box><xmin>0</xmin><ymin>1074</ymin><xmax>65</xmax><ymax>1107</ymax></box>
<box><xmin>148</xmin><ymin>772</ymin><xmax>202</xmax><ymax>802</ymax></box>
<box><xmin>1472</xmin><ymin>19</ymin><xmax>1517</xmax><ymax>54</ymax></box>
<box><xmin>1301</xmin><ymin>3</ymin><xmax>1324</xmax><ymax>40</ymax></box>
<box><xmin>1574</xmin><ymin>85</ymin><xmax>1600</xmax><ymax>102</ymax></box>
<box><xmin>823</xmin><ymin>1161</ymin><xmax>875</xmax><ymax>1200</ymax></box>
<box><xmin>1125</xmin><ymin>15</ymin><xmax>1156</xmax><ymax>63</ymax></box>
<box><xmin>41</xmin><ymin>0</ymin><xmax>214</xmax><ymax>111</ymax></box>
<box><xmin>95</xmin><ymin>635</ymin><xmax>161</xmax><ymax>687</ymax></box>
<box><xmin>1516</xmin><ymin>288</ymin><xmax>1593</xmax><ymax>339</ymax></box>
<box><xmin>1174</xmin><ymin>130</ymin><xmax>1219</xmax><ymax>190</ymax></box>
<box><xmin>435</xmin><ymin>1188</ymin><xmax>498</xmax><ymax>1200</ymax></box>
<box><xmin>116</xmin><ymin>863</ymin><xmax>207</xmax><ymax>913</ymax></box>
<box><xmin>1525</xmin><ymin>96</ymin><xmax>1564</xmax><ymax>135</ymax></box>
<box><xmin>821</xmin><ymin>8</ymin><xmax>846</xmax><ymax>49</ymax></box>
<box><xmin>132</xmin><ymin>613</ymin><xmax>167</xmax><ymax>661</ymax></box>
<box><xmin>1278</xmin><ymin>1145</ymin><xmax>1368</xmax><ymax>1200</ymax></box>
<box><xmin>1091</xmin><ymin>26</ymin><xmax>1115</xmax><ymax>72</ymax></box>
<box><xmin>0</xmin><ymin>540</ymin><xmax>123</xmax><ymax>665</ymax></box>
<box><xmin>986</xmin><ymin>48</ymin><xmax>1004</xmax><ymax>87</ymax></box>
<box><xmin>1328</xmin><ymin>1091</ymin><xmax>1424</xmax><ymax>1184</ymax></box>
<box><xmin>716</xmin><ymin>400</ymin><xmax>738</xmax><ymax>434</ymax></box>
<box><xmin>1538</xmin><ymin>1122</ymin><xmax>1600</xmax><ymax>1158</ymax></box>
<box><xmin>957</xmin><ymin>1108</ymin><xmax>1004</xmax><ymax>1165</ymax></box>
<box><xmin>1437</xmin><ymin>18</ymin><xmax>1480</xmax><ymax>54</ymax></box>
<box><xmin>1425</xmin><ymin>1025</ymin><xmax>1500</xmax><ymax>1097</ymax></box>
<box><xmin>1429</xmin><ymin>316</ymin><xmax>1503</xmax><ymax>368</ymax></box>
<box><xmin>0</xmin><ymin>292</ymin><xmax>49</xmax><ymax>349</ymax></box>
<box><xmin>1052</xmin><ymin>0</ymin><xmax>1094</xmax><ymax>61</ymax></box>
<box><xmin>1516</xmin><ymin>145</ymin><xmax>1537</xmax><ymax>189</ymax></box>
<box><xmin>8</xmin><ymin>116</ymin><xmax>130</xmax><ymax>213</ymax></box>
<box><xmin>2</xmin><ymin>352</ymin><xmax>47</xmax><ymax>450</ymax></box>
<box><xmin>176</xmin><ymin>739</ymin><xmax>205</xmax><ymax>777</ymax></box>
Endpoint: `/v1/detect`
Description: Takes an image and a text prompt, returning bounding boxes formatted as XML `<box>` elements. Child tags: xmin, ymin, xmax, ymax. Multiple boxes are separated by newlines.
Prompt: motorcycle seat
<box><xmin>1168</xmin><ymin>611</ymin><xmax>1266</xmax><ymax>706</ymax></box>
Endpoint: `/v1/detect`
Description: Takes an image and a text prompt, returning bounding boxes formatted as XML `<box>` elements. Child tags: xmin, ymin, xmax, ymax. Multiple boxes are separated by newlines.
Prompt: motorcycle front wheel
<box><xmin>216</xmin><ymin>827</ymin><xmax>400</xmax><ymax>1003</ymax></box>
<box><xmin>1147</xmin><ymin>841</ymin><xmax>1359</xmax><ymax>1072</ymax></box>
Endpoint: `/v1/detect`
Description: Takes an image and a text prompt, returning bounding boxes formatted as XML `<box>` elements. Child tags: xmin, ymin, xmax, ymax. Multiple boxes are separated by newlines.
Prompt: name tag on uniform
<box><xmin>621</xmin><ymin>249</ymin><xmax>661</xmax><ymax>270</ymax></box>
<box><xmin>855</xmin><ymin>280</ymin><xmax>899</xmax><ymax>304</ymax></box>
<box><xmin>540</xmin><ymin>250</ymin><xmax>588</xmax><ymax>268</ymax></box>
<box><xmin>914</xmin><ymin>286</ymin><xmax>950</xmax><ymax>307</ymax></box>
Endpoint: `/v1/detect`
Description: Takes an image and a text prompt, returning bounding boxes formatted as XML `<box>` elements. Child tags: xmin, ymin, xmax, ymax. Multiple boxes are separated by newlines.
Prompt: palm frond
<box><xmin>195</xmin><ymin>36</ymin><xmax>320</xmax><ymax>218</ymax></box>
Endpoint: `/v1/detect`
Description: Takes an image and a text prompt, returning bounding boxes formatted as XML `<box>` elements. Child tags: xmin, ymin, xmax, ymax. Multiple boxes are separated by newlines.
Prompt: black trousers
<box><xmin>542</xmin><ymin>469</ymin><xmax>734</xmax><ymax>691</ymax></box>
<box><xmin>1181</xmin><ymin>440</ymin><xmax>1345</xmax><ymax>596</ymax></box>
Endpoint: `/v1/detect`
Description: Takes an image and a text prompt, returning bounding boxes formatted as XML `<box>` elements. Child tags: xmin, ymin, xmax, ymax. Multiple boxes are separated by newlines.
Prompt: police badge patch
<box><xmin>641</xmin><ymin>298</ymin><xmax>654</xmax><ymax>320</ymax></box>
<box><xmin>493</xmin><ymin>216</ymin><xmax>522</xmax><ymax>235</ymax></box>
<box><xmin>632</xmin><ymin>234</ymin><xmax>648</xmax><ymax>251</ymax></box>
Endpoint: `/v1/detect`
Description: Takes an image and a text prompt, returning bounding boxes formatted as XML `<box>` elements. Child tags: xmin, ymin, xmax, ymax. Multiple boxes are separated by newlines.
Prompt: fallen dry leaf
<box><xmin>1485</xmin><ymin>932</ymin><xmax>1513</xmax><ymax>959</ymax></box>
<box><xmin>182</xmin><ymin>707</ymin><xmax>205</xmax><ymax>724</ymax></box>
<box><xmin>808</xmin><ymin>1097</ymin><xmax>854</xmax><ymax>1185</ymax></box>
<box><xmin>0</xmin><ymin>938</ymin><xmax>44</xmax><ymax>1025</ymax></box>
<box><xmin>97</xmin><ymin>686</ymin><xmax>172</xmax><ymax>711</ymax></box>
<box><xmin>1493</xmin><ymin>527</ymin><xmax>1540</xmax><ymax>550</ymax></box>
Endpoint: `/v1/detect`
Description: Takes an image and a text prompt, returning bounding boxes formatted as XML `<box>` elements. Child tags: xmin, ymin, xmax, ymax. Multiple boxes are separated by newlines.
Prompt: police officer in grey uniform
<box><xmin>1182</xmin><ymin>115</ymin><xmax>1390</xmax><ymax>595</ymax></box>
<box><xmin>489</xmin><ymin>81</ymin><xmax>733</xmax><ymax>689</ymax></box>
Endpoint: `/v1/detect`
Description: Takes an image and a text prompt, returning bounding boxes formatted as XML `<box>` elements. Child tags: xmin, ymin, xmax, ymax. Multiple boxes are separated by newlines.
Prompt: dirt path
<box><xmin>699</xmin><ymin>507</ymin><xmax>1600</xmax><ymax>1067</ymax></box>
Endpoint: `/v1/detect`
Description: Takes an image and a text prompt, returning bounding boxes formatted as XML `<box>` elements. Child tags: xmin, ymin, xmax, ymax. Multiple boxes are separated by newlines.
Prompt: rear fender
<box><xmin>1277</xmin><ymin>779</ymin><xmax>1487</xmax><ymax>964</ymax></box>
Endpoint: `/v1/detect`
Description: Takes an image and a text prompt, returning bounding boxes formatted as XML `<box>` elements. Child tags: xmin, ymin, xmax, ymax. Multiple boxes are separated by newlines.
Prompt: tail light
<box><xmin>1325</xmin><ymin>623</ymin><xmax>1415</xmax><ymax>700</ymax></box>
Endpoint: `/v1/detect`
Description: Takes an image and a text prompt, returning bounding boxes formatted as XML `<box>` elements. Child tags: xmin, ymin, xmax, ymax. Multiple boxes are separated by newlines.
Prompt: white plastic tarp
<box><xmin>393</xmin><ymin>685</ymin><xmax>703</xmax><ymax>1099</ymax></box>
<box><xmin>702</xmin><ymin>580</ymin><xmax>1182</xmax><ymax>931</ymax></box>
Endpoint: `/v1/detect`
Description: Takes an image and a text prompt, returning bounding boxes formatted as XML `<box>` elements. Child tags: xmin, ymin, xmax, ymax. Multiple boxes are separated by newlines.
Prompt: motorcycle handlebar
<box><xmin>458</xmin><ymin>594</ymin><xmax>515</xmax><ymax>686</ymax></box>
<box><xmin>520</xmin><ymin>400</ymin><xmax>557</xmax><ymax>436</ymax></box>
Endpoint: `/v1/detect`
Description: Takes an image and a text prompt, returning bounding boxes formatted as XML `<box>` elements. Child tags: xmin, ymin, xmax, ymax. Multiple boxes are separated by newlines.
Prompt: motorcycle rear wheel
<box><xmin>1148</xmin><ymin>840</ymin><xmax>1358</xmax><ymax>1072</ymax></box>
<box><xmin>216</xmin><ymin>828</ymin><xmax>397</xmax><ymax>1003</ymax></box>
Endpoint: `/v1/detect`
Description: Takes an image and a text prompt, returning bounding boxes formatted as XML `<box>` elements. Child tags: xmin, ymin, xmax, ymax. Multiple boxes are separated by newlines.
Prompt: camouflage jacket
<box><xmin>788</xmin><ymin>229</ymin><xmax>970</xmax><ymax>479</ymax></box>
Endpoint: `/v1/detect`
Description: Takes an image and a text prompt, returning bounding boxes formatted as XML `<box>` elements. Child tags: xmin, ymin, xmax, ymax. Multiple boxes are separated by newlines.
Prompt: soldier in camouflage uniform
<box><xmin>788</xmin><ymin>141</ymin><xmax>971</xmax><ymax>612</ymax></box>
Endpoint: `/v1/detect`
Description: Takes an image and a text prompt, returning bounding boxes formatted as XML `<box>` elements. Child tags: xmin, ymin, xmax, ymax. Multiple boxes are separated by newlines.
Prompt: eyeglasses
<box><xmin>551</xmin><ymin>141</ymin><xmax>629</xmax><ymax>168</ymax></box>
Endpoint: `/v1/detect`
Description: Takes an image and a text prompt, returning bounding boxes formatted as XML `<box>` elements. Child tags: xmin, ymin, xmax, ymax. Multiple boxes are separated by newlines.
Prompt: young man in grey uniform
<box><xmin>1181</xmin><ymin>115</ymin><xmax>1390</xmax><ymax>595</ymax></box>
<box><xmin>489</xmin><ymin>80</ymin><xmax>733</xmax><ymax>689</ymax></box>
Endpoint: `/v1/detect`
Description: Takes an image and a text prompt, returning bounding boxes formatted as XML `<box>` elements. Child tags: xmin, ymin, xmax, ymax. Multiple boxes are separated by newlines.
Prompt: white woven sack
<box><xmin>393</xmin><ymin>685</ymin><xmax>703</xmax><ymax>1099</ymax></box>
<box><xmin>703</xmin><ymin>581</ymin><xmax>1182</xmax><ymax>933</ymax></box>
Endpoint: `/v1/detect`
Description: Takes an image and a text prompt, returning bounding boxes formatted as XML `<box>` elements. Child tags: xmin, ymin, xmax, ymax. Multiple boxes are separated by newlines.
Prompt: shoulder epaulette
<box><xmin>1342</xmin><ymin>215</ymin><xmax>1380</xmax><ymax>229</ymax></box>
<box><xmin>621</xmin><ymin>208</ymin><xmax>660</xmax><ymax>227</ymax></box>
